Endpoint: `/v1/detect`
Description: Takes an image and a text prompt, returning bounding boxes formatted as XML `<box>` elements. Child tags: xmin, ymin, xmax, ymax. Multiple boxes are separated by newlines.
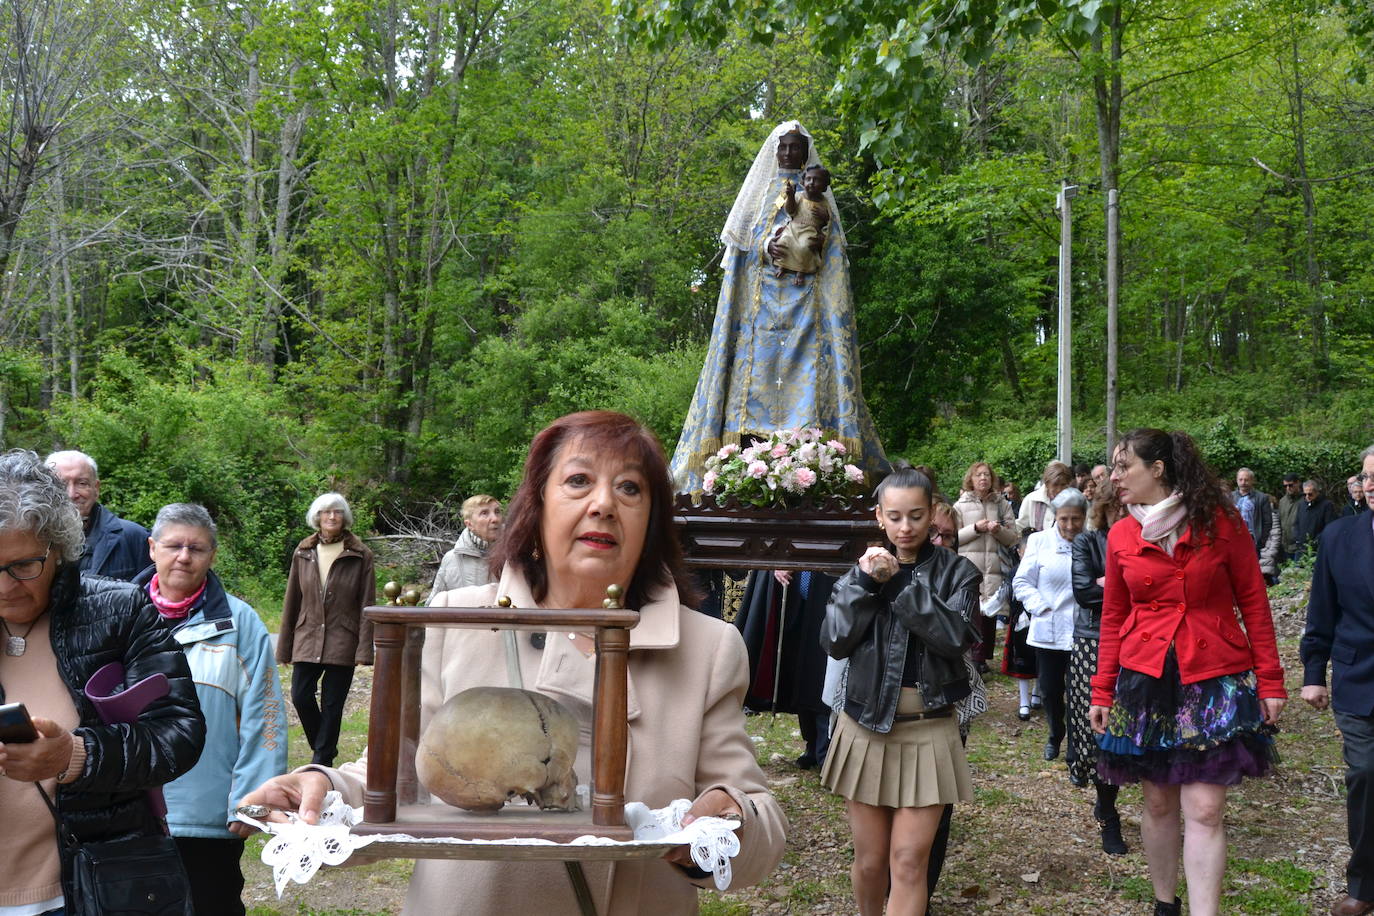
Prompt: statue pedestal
<box><xmin>673</xmin><ymin>493</ymin><xmax>875</xmax><ymax>575</ymax></box>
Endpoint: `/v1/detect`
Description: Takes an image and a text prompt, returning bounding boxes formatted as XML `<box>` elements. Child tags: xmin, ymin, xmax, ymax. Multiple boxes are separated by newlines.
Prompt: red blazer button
<box><xmin>1178</xmin><ymin>603</ymin><xmax>1186</xmax><ymax>612</ymax></box>
<box><xmin>1141</xmin><ymin>632</ymin><xmax>1151</xmax><ymax>641</ymax></box>
<box><xmin>1175</xmin><ymin>570</ymin><xmax>1185</xmax><ymax>579</ymax></box>
<box><xmin>1151</xmin><ymin>601</ymin><xmax>1160</xmax><ymax>610</ymax></box>
<box><xmin>1143</xmin><ymin>576</ymin><xmax>1153</xmax><ymax>586</ymax></box>
<box><xmin>1198</xmin><ymin>639</ymin><xmax>1208</xmax><ymax>649</ymax></box>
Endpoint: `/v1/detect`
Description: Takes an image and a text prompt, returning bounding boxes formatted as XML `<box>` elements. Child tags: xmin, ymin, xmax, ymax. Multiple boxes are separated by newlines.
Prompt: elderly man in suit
<box><xmin>1233</xmin><ymin>467</ymin><xmax>1281</xmax><ymax>584</ymax></box>
<box><xmin>1302</xmin><ymin>445</ymin><xmax>1374</xmax><ymax>916</ymax></box>
<box><xmin>45</xmin><ymin>449</ymin><xmax>151</xmax><ymax>581</ymax></box>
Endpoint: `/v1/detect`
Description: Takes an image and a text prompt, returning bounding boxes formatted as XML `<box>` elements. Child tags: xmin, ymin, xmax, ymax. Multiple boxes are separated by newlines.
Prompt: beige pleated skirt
<box><xmin>822</xmin><ymin>687</ymin><xmax>974</xmax><ymax>808</ymax></box>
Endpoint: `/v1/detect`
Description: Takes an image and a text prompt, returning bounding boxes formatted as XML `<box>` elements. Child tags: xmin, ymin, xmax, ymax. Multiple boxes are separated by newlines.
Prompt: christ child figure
<box><xmin>767</xmin><ymin>164</ymin><xmax>831</xmax><ymax>285</ymax></box>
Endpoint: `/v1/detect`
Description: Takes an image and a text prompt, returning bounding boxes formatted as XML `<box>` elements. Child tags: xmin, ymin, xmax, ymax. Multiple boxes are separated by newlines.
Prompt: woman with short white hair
<box><xmin>276</xmin><ymin>492</ymin><xmax>375</xmax><ymax>766</ymax></box>
<box><xmin>1014</xmin><ymin>487</ymin><xmax>1087</xmax><ymax>762</ymax></box>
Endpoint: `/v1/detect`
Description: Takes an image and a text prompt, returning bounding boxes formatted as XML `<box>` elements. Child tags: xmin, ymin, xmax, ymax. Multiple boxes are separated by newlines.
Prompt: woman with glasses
<box><xmin>1014</xmin><ymin>488</ymin><xmax>1088</xmax><ymax>763</ymax></box>
<box><xmin>0</xmin><ymin>450</ymin><xmax>204</xmax><ymax>916</ymax></box>
<box><xmin>277</xmin><ymin>492</ymin><xmax>376</xmax><ymax>767</ymax></box>
<box><xmin>132</xmin><ymin>503</ymin><xmax>287</xmax><ymax>915</ymax></box>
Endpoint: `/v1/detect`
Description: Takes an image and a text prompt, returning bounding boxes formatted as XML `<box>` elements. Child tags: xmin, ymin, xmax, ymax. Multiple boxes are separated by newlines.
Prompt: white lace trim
<box><xmin>238</xmin><ymin>792</ymin><xmax>743</xmax><ymax>895</ymax></box>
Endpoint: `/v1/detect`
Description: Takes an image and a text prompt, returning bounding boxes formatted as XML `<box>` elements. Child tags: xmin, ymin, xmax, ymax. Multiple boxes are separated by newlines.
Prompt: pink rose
<box><xmin>703</xmin><ymin>471</ymin><xmax>718</xmax><ymax>493</ymax></box>
<box><xmin>844</xmin><ymin>463</ymin><xmax>864</xmax><ymax>483</ymax></box>
<box><xmin>795</xmin><ymin>467</ymin><xmax>817</xmax><ymax>489</ymax></box>
<box><xmin>771</xmin><ymin>442</ymin><xmax>790</xmax><ymax>458</ymax></box>
<box><xmin>747</xmin><ymin>460</ymin><xmax>769</xmax><ymax>479</ymax></box>
<box><xmin>717</xmin><ymin>443</ymin><xmax>739</xmax><ymax>459</ymax></box>
<box><xmin>741</xmin><ymin>446</ymin><xmax>758</xmax><ymax>462</ymax></box>
<box><xmin>826</xmin><ymin>439</ymin><xmax>847</xmax><ymax>455</ymax></box>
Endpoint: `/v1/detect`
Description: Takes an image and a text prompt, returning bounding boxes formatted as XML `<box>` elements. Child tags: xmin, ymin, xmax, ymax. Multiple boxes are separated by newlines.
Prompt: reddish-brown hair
<box><xmin>488</xmin><ymin>411</ymin><xmax>698</xmax><ymax>609</ymax></box>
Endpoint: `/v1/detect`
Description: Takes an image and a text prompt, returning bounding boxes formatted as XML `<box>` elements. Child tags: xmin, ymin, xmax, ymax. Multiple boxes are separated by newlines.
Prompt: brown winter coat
<box><xmin>953</xmin><ymin>490</ymin><xmax>1019</xmax><ymax>601</ymax></box>
<box><xmin>276</xmin><ymin>531</ymin><xmax>376</xmax><ymax>666</ymax></box>
<box><xmin>319</xmin><ymin>566</ymin><xmax>788</xmax><ymax>916</ymax></box>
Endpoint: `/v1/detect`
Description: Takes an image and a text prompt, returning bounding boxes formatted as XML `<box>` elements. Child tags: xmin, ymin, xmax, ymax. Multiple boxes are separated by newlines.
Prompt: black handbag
<box><xmin>38</xmin><ymin>784</ymin><xmax>193</xmax><ymax>916</ymax></box>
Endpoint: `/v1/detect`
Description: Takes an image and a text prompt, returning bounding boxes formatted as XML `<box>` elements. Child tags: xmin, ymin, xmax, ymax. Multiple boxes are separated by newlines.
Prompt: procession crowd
<box><xmin>1</xmin><ymin>427</ymin><xmax>1371</xmax><ymax>916</ymax></box>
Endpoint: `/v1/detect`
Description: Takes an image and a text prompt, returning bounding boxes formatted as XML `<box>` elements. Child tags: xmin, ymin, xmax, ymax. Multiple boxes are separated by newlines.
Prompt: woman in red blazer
<box><xmin>1089</xmin><ymin>429</ymin><xmax>1286</xmax><ymax>916</ymax></box>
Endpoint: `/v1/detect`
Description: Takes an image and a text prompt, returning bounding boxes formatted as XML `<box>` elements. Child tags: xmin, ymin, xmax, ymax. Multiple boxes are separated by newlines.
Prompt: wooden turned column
<box><xmin>591</xmin><ymin>626</ymin><xmax>630</xmax><ymax>827</ymax></box>
<box><xmin>364</xmin><ymin>620</ymin><xmax>407</xmax><ymax>822</ymax></box>
<box><xmin>396</xmin><ymin>625</ymin><xmax>426</xmax><ymax>804</ymax></box>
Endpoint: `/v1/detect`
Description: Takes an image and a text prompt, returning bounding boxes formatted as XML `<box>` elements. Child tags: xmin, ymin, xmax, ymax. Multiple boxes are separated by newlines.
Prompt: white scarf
<box><xmin>1128</xmin><ymin>492</ymin><xmax>1188</xmax><ymax>555</ymax></box>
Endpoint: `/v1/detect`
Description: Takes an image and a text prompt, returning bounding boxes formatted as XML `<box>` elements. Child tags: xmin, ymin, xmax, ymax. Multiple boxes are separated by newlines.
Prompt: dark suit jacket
<box><xmin>1301</xmin><ymin>513</ymin><xmax>1374</xmax><ymax>716</ymax></box>
<box><xmin>1293</xmin><ymin>497</ymin><xmax>1338</xmax><ymax>557</ymax></box>
<box><xmin>80</xmin><ymin>503</ymin><xmax>152</xmax><ymax>581</ymax></box>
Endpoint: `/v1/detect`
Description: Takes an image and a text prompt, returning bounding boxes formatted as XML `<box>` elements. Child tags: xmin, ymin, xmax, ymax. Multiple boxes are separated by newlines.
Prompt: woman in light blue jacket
<box><xmin>134</xmin><ymin>503</ymin><xmax>288</xmax><ymax>916</ymax></box>
<box><xmin>1013</xmin><ymin>488</ymin><xmax>1087</xmax><ymax>763</ymax></box>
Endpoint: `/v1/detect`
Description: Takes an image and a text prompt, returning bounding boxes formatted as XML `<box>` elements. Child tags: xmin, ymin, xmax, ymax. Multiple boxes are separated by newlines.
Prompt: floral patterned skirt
<box><xmin>1096</xmin><ymin>648</ymin><xmax>1278</xmax><ymax>786</ymax></box>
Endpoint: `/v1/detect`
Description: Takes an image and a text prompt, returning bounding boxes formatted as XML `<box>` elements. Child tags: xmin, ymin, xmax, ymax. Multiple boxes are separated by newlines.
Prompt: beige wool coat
<box><xmin>321</xmin><ymin>567</ymin><xmax>788</xmax><ymax>916</ymax></box>
<box><xmin>953</xmin><ymin>490</ymin><xmax>1019</xmax><ymax>601</ymax></box>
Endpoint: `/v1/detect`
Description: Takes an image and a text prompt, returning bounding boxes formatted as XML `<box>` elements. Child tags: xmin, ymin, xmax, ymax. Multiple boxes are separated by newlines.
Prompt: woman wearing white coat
<box><xmin>1013</xmin><ymin>488</ymin><xmax>1087</xmax><ymax>762</ymax></box>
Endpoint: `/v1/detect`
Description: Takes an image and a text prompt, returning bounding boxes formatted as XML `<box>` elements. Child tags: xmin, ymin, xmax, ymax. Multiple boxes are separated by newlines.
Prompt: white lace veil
<box><xmin>719</xmin><ymin>120</ymin><xmax>845</xmax><ymax>250</ymax></box>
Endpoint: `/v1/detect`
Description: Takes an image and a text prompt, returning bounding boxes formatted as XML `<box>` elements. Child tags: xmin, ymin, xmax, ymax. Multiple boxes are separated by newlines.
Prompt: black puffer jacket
<box><xmin>1071</xmin><ymin>529</ymin><xmax>1107</xmax><ymax>640</ymax></box>
<box><xmin>0</xmin><ymin>565</ymin><xmax>205</xmax><ymax>848</ymax></box>
<box><xmin>821</xmin><ymin>546</ymin><xmax>980</xmax><ymax>733</ymax></box>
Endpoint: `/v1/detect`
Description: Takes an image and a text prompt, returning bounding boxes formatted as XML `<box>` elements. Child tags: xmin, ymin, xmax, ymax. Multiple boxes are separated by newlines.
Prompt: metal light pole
<box><xmin>1056</xmin><ymin>181</ymin><xmax>1078</xmax><ymax>466</ymax></box>
<box><xmin>1105</xmin><ymin>188</ymin><xmax>1120</xmax><ymax>458</ymax></box>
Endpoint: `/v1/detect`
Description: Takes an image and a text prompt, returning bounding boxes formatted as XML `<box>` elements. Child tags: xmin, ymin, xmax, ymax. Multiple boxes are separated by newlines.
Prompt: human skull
<box><xmin>416</xmin><ymin>686</ymin><xmax>580</xmax><ymax>815</ymax></box>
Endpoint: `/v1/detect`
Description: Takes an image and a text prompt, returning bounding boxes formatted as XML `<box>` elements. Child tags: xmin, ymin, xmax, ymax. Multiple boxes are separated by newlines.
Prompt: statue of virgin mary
<box><xmin>669</xmin><ymin>121</ymin><xmax>887</xmax><ymax>493</ymax></box>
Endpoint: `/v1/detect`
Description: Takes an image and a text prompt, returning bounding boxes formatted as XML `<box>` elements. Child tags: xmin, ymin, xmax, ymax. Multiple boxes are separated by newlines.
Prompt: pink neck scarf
<box><xmin>147</xmin><ymin>574</ymin><xmax>207</xmax><ymax>620</ymax></box>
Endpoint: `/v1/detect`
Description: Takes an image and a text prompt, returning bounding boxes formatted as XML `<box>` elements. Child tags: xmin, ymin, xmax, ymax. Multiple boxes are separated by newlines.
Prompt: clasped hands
<box><xmin>859</xmin><ymin>546</ymin><xmax>900</xmax><ymax>584</ymax></box>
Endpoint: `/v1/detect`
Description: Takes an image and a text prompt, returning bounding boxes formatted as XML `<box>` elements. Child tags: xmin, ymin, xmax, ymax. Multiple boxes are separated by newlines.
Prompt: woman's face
<box><xmin>150</xmin><ymin>523</ymin><xmax>216</xmax><ymax>600</ymax></box>
<box><xmin>776</xmin><ymin>131</ymin><xmax>808</xmax><ymax>170</ymax></box>
<box><xmin>875</xmin><ymin>486</ymin><xmax>932</xmax><ymax>559</ymax></box>
<box><xmin>539</xmin><ymin>439</ymin><xmax>650</xmax><ymax>605</ymax></box>
<box><xmin>971</xmin><ymin>465</ymin><xmax>993</xmax><ymax>496</ymax></box>
<box><xmin>930</xmin><ymin>513</ymin><xmax>958</xmax><ymax>550</ymax></box>
<box><xmin>466</xmin><ymin>502</ymin><xmax>503</xmax><ymax>542</ymax></box>
<box><xmin>1046</xmin><ymin>480</ymin><xmax>1066</xmax><ymax>501</ymax></box>
<box><xmin>317</xmin><ymin>508</ymin><xmax>346</xmax><ymax>539</ymax></box>
<box><xmin>0</xmin><ymin>529</ymin><xmax>58</xmax><ymax>626</ymax></box>
<box><xmin>1055</xmin><ymin>506</ymin><xmax>1086</xmax><ymax>542</ymax></box>
<box><xmin>1110</xmin><ymin>445</ymin><xmax>1168</xmax><ymax>506</ymax></box>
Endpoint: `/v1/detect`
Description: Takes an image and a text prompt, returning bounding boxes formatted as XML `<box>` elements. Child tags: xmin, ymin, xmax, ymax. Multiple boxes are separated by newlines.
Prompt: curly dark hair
<box><xmin>1115</xmin><ymin>428</ymin><xmax>1237</xmax><ymax>541</ymax></box>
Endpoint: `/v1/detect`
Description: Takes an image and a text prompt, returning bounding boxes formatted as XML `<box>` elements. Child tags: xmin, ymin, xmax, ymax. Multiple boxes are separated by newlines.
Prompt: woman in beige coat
<box><xmin>952</xmin><ymin>461</ymin><xmax>1018</xmax><ymax>671</ymax></box>
<box><xmin>243</xmin><ymin>412</ymin><xmax>787</xmax><ymax>915</ymax></box>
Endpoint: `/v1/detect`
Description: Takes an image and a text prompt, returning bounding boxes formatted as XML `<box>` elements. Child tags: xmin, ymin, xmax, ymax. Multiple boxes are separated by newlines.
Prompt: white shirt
<box><xmin>1012</xmin><ymin>528</ymin><xmax>1077</xmax><ymax>651</ymax></box>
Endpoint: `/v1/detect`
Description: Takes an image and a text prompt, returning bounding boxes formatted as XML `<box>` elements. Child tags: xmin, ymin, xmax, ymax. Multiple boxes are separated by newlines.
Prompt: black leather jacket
<box><xmin>1071</xmin><ymin>529</ymin><xmax>1106</xmax><ymax>640</ymax></box>
<box><xmin>0</xmin><ymin>566</ymin><xmax>205</xmax><ymax>859</ymax></box>
<box><xmin>821</xmin><ymin>547</ymin><xmax>980</xmax><ymax>733</ymax></box>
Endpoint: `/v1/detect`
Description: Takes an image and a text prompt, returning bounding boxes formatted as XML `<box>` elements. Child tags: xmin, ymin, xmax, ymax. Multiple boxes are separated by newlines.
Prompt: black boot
<box><xmin>1099</xmin><ymin>814</ymin><xmax>1128</xmax><ymax>855</ymax></box>
<box><xmin>1152</xmin><ymin>898</ymin><xmax>1181</xmax><ymax>916</ymax></box>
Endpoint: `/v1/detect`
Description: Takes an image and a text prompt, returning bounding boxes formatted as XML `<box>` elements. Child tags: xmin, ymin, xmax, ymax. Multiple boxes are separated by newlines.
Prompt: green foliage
<box><xmin>48</xmin><ymin>350</ymin><xmax>324</xmax><ymax>596</ymax></box>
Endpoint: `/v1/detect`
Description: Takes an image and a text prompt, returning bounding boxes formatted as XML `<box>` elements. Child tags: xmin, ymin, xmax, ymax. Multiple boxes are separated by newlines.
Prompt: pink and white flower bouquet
<box><xmin>701</xmin><ymin>428</ymin><xmax>866</xmax><ymax>508</ymax></box>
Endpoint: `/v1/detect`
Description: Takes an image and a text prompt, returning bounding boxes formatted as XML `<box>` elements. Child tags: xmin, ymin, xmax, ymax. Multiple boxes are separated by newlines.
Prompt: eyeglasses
<box><xmin>0</xmin><ymin>547</ymin><xmax>51</xmax><ymax>581</ymax></box>
<box><xmin>155</xmin><ymin>542</ymin><xmax>212</xmax><ymax>557</ymax></box>
<box><xmin>931</xmin><ymin>530</ymin><xmax>957</xmax><ymax>545</ymax></box>
<box><xmin>1359</xmin><ymin>473</ymin><xmax>1374</xmax><ymax>484</ymax></box>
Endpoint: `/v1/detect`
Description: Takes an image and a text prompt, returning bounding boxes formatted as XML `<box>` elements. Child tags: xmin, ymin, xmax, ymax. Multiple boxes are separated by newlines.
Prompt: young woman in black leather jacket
<box><xmin>820</xmin><ymin>464</ymin><xmax>979</xmax><ymax>916</ymax></box>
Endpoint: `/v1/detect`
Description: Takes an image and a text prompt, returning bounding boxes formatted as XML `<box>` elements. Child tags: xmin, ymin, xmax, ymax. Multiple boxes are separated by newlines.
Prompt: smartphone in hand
<box><xmin>0</xmin><ymin>702</ymin><xmax>39</xmax><ymax>743</ymax></box>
